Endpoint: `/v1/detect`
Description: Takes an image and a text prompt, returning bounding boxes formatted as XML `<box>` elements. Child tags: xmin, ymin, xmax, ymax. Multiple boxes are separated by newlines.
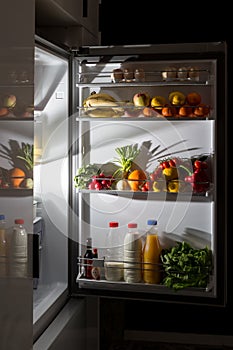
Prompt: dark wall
<box><xmin>99</xmin><ymin>0</ymin><xmax>233</xmax><ymax>344</ymax></box>
<box><xmin>100</xmin><ymin>1</ymin><xmax>229</xmax><ymax>46</ymax></box>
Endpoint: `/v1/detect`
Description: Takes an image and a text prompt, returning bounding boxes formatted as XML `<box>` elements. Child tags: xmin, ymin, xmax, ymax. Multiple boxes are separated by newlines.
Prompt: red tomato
<box><xmin>169</xmin><ymin>159</ymin><xmax>176</xmax><ymax>167</ymax></box>
<box><xmin>194</xmin><ymin>160</ymin><xmax>208</xmax><ymax>169</ymax></box>
<box><xmin>161</xmin><ymin>161</ymin><xmax>170</xmax><ymax>169</ymax></box>
<box><xmin>141</xmin><ymin>184</ymin><xmax>148</xmax><ymax>191</ymax></box>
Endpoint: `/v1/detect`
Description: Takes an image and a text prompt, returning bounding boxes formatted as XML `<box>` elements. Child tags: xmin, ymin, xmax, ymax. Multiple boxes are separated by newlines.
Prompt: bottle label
<box><xmin>85</xmin><ymin>258</ymin><xmax>93</xmax><ymax>279</ymax></box>
<box><xmin>91</xmin><ymin>266</ymin><xmax>100</xmax><ymax>280</ymax></box>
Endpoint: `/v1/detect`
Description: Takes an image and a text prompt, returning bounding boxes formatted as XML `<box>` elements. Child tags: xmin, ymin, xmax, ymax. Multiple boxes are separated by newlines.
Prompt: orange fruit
<box><xmin>194</xmin><ymin>103</ymin><xmax>210</xmax><ymax>117</ymax></box>
<box><xmin>128</xmin><ymin>169</ymin><xmax>147</xmax><ymax>191</ymax></box>
<box><xmin>186</xmin><ymin>92</ymin><xmax>201</xmax><ymax>106</ymax></box>
<box><xmin>178</xmin><ymin>105</ymin><xmax>193</xmax><ymax>117</ymax></box>
<box><xmin>10</xmin><ymin>167</ymin><xmax>26</xmax><ymax>188</ymax></box>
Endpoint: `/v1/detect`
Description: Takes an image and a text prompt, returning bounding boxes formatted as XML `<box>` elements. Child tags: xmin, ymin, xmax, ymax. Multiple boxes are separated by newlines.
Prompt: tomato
<box><xmin>141</xmin><ymin>185</ymin><xmax>148</xmax><ymax>192</ymax></box>
<box><xmin>161</xmin><ymin>161</ymin><xmax>170</xmax><ymax>169</ymax></box>
<box><xmin>169</xmin><ymin>159</ymin><xmax>176</xmax><ymax>167</ymax></box>
<box><xmin>145</xmin><ymin>181</ymin><xmax>152</xmax><ymax>191</ymax></box>
<box><xmin>194</xmin><ymin>160</ymin><xmax>208</xmax><ymax>170</ymax></box>
<box><xmin>194</xmin><ymin>160</ymin><xmax>202</xmax><ymax>169</ymax></box>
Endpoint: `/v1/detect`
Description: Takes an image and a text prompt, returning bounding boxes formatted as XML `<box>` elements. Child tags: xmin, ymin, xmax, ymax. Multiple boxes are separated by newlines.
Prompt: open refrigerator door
<box><xmin>71</xmin><ymin>42</ymin><xmax>227</xmax><ymax>305</ymax></box>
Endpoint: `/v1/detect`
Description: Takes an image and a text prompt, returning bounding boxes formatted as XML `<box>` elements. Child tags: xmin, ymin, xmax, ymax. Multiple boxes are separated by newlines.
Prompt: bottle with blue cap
<box><xmin>142</xmin><ymin>219</ymin><xmax>162</xmax><ymax>284</ymax></box>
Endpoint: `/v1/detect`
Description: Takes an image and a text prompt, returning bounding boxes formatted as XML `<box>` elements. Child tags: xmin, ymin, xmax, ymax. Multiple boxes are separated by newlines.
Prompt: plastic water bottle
<box><xmin>124</xmin><ymin>223</ymin><xmax>142</xmax><ymax>283</ymax></box>
<box><xmin>104</xmin><ymin>221</ymin><xmax>124</xmax><ymax>281</ymax></box>
<box><xmin>142</xmin><ymin>219</ymin><xmax>162</xmax><ymax>284</ymax></box>
<box><xmin>0</xmin><ymin>214</ymin><xmax>7</xmax><ymax>276</ymax></box>
<box><xmin>10</xmin><ymin>218</ymin><xmax>28</xmax><ymax>277</ymax></box>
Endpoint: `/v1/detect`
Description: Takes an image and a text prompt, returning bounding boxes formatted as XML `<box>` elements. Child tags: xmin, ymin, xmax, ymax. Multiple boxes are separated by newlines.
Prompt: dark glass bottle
<box><xmin>84</xmin><ymin>237</ymin><xmax>93</xmax><ymax>279</ymax></box>
<box><xmin>91</xmin><ymin>248</ymin><xmax>100</xmax><ymax>280</ymax></box>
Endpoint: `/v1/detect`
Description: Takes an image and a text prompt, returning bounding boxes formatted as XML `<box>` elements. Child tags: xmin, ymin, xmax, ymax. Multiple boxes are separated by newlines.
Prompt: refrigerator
<box><xmin>32</xmin><ymin>38</ymin><xmax>229</xmax><ymax>348</ymax></box>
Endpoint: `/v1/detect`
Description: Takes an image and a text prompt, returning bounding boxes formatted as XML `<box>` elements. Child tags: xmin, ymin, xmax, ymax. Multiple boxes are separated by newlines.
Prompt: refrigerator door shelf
<box><xmin>76</xmin><ymin>189</ymin><xmax>213</xmax><ymax>202</ymax></box>
<box><xmin>76</xmin><ymin>277</ymin><xmax>214</xmax><ymax>297</ymax></box>
<box><xmin>76</xmin><ymin>257</ymin><xmax>214</xmax><ymax>297</ymax></box>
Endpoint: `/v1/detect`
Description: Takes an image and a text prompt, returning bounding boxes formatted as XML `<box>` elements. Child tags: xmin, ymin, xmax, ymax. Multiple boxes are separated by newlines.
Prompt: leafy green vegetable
<box><xmin>160</xmin><ymin>241</ymin><xmax>213</xmax><ymax>291</ymax></box>
<box><xmin>74</xmin><ymin>164</ymin><xmax>100</xmax><ymax>189</ymax></box>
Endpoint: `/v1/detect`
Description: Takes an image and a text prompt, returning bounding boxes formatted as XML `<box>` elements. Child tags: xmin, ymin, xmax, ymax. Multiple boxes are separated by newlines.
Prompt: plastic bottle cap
<box><xmin>109</xmin><ymin>221</ymin><xmax>119</xmax><ymax>227</ymax></box>
<box><xmin>0</xmin><ymin>214</ymin><xmax>5</xmax><ymax>220</ymax></box>
<box><xmin>15</xmin><ymin>219</ymin><xmax>24</xmax><ymax>225</ymax></box>
<box><xmin>128</xmin><ymin>223</ymin><xmax>137</xmax><ymax>228</ymax></box>
<box><xmin>147</xmin><ymin>219</ymin><xmax>157</xmax><ymax>226</ymax></box>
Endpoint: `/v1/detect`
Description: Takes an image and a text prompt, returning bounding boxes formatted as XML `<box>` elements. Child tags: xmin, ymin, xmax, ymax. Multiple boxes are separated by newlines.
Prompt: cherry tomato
<box><xmin>161</xmin><ymin>161</ymin><xmax>170</xmax><ymax>169</ymax></box>
<box><xmin>169</xmin><ymin>159</ymin><xmax>176</xmax><ymax>167</ymax></box>
<box><xmin>194</xmin><ymin>160</ymin><xmax>202</xmax><ymax>169</ymax></box>
<box><xmin>145</xmin><ymin>181</ymin><xmax>152</xmax><ymax>191</ymax></box>
<box><xmin>141</xmin><ymin>185</ymin><xmax>148</xmax><ymax>192</ymax></box>
<box><xmin>194</xmin><ymin>160</ymin><xmax>208</xmax><ymax>170</ymax></box>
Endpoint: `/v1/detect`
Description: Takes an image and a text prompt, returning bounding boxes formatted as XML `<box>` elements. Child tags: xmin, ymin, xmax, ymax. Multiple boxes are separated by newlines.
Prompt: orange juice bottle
<box><xmin>143</xmin><ymin>219</ymin><xmax>162</xmax><ymax>284</ymax></box>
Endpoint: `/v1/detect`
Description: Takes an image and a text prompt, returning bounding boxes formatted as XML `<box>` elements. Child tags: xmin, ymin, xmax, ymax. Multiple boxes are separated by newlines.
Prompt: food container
<box><xmin>104</xmin><ymin>261</ymin><xmax>124</xmax><ymax>281</ymax></box>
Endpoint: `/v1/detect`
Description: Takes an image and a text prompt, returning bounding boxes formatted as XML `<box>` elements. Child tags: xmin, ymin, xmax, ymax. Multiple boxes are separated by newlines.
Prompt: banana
<box><xmin>85</xmin><ymin>98</ymin><xmax>118</xmax><ymax>108</ymax></box>
<box><xmin>83</xmin><ymin>92</ymin><xmax>116</xmax><ymax>107</ymax></box>
<box><xmin>84</xmin><ymin>98</ymin><xmax>124</xmax><ymax>114</ymax></box>
<box><xmin>86</xmin><ymin>108</ymin><xmax>123</xmax><ymax>118</ymax></box>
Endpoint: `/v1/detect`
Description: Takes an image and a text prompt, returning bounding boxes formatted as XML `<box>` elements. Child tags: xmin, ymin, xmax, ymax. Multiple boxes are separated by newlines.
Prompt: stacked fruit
<box><xmin>83</xmin><ymin>91</ymin><xmax>124</xmax><ymax>118</ymax></box>
<box><xmin>132</xmin><ymin>91</ymin><xmax>210</xmax><ymax>118</ymax></box>
<box><xmin>148</xmin><ymin>156</ymin><xmax>210</xmax><ymax>194</ymax></box>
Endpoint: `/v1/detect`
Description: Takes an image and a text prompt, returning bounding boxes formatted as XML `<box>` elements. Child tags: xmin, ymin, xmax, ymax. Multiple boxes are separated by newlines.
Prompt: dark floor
<box><xmin>108</xmin><ymin>341</ymin><xmax>233</xmax><ymax>350</ymax></box>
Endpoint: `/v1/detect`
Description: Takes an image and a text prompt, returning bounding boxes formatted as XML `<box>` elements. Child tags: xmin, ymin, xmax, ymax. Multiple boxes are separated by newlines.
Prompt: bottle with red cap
<box><xmin>10</xmin><ymin>218</ymin><xmax>28</xmax><ymax>277</ymax></box>
<box><xmin>104</xmin><ymin>221</ymin><xmax>124</xmax><ymax>281</ymax></box>
<box><xmin>123</xmin><ymin>223</ymin><xmax>142</xmax><ymax>283</ymax></box>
